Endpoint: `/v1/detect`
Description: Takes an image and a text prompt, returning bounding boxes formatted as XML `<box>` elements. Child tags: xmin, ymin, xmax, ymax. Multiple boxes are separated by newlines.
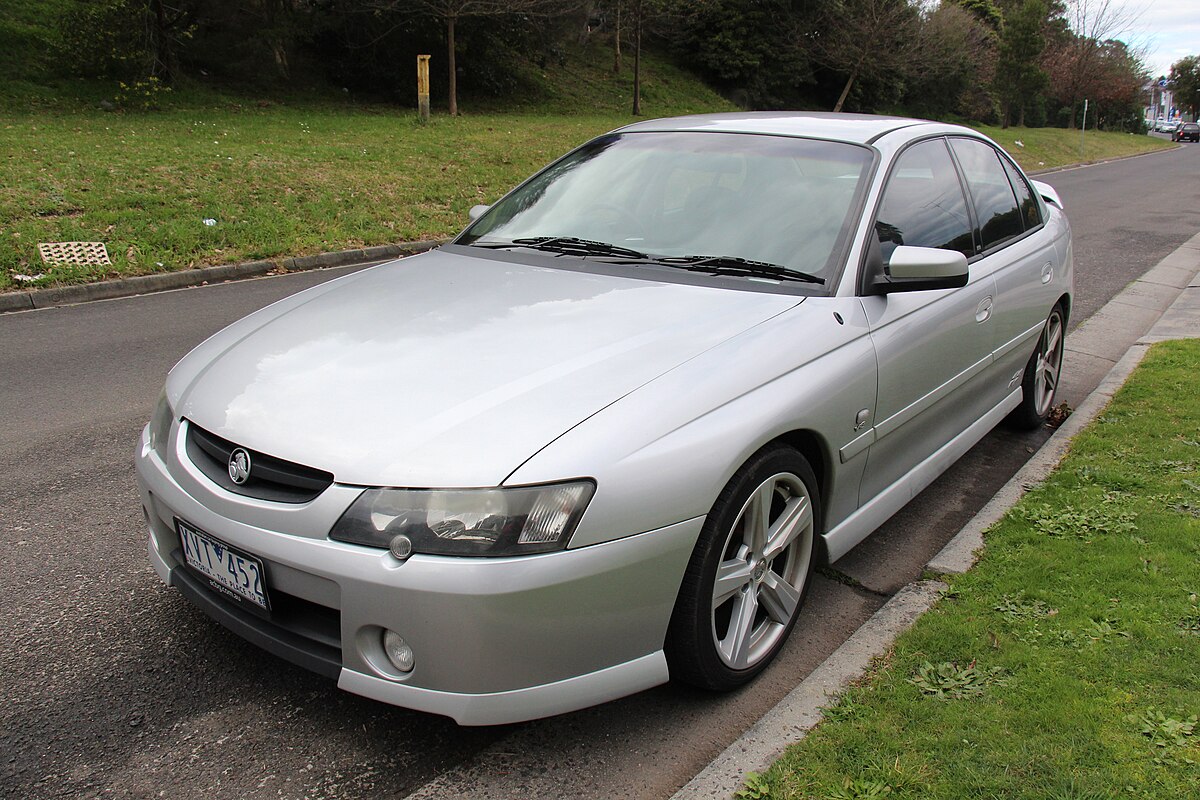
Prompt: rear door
<box><xmin>948</xmin><ymin>137</ymin><xmax>1060</xmax><ymax>394</ymax></box>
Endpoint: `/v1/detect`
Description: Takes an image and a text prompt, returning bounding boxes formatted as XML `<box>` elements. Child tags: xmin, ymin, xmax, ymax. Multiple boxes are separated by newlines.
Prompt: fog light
<box><xmin>388</xmin><ymin>534</ymin><xmax>413</xmax><ymax>560</ymax></box>
<box><xmin>383</xmin><ymin>629</ymin><xmax>414</xmax><ymax>673</ymax></box>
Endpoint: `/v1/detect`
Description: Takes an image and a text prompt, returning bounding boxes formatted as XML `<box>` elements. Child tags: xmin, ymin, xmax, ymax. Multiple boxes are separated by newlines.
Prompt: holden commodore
<box><xmin>135</xmin><ymin>112</ymin><xmax>1072</xmax><ymax>725</ymax></box>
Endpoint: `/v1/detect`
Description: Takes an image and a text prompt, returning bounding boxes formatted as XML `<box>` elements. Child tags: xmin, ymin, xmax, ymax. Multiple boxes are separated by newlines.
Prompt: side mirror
<box><xmin>468</xmin><ymin>204</ymin><xmax>490</xmax><ymax>222</ymax></box>
<box><xmin>1031</xmin><ymin>180</ymin><xmax>1063</xmax><ymax>210</ymax></box>
<box><xmin>867</xmin><ymin>245</ymin><xmax>969</xmax><ymax>295</ymax></box>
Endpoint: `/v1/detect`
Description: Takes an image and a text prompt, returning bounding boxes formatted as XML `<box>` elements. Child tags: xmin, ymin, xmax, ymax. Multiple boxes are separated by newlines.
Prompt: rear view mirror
<box><xmin>867</xmin><ymin>245</ymin><xmax>969</xmax><ymax>295</ymax></box>
<box><xmin>468</xmin><ymin>204</ymin><xmax>490</xmax><ymax>222</ymax></box>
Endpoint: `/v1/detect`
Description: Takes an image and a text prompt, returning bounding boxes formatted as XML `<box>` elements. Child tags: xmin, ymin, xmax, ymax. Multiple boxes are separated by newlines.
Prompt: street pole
<box><xmin>1080</xmin><ymin>98</ymin><xmax>1088</xmax><ymax>160</ymax></box>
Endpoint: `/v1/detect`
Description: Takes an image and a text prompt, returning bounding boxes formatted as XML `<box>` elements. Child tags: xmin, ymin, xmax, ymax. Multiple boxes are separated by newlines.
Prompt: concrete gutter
<box><xmin>672</xmin><ymin>230</ymin><xmax>1200</xmax><ymax>799</ymax></box>
<box><xmin>0</xmin><ymin>240</ymin><xmax>441</xmax><ymax>314</ymax></box>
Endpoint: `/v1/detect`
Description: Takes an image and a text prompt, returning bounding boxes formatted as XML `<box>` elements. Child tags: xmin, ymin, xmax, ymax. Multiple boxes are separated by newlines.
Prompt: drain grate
<box><xmin>38</xmin><ymin>241</ymin><xmax>111</xmax><ymax>266</ymax></box>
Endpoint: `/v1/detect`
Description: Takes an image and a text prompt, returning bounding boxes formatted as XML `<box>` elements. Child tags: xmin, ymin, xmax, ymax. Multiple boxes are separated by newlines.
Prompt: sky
<box><xmin>1106</xmin><ymin>0</ymin><xmax>1199</xmax><ymax>79</ymax></box>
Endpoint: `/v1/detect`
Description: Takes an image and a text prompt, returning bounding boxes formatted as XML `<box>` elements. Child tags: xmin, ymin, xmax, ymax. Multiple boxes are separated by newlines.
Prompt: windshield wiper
<box><xmin>653</xmin><ymin>255</ymin><xmax>825</xmax><ymax>285</ymax></box>
<box><xmin>469</xmin><ymin>236</ymin><xmax>650</xmax><ymax>260</ymax></box>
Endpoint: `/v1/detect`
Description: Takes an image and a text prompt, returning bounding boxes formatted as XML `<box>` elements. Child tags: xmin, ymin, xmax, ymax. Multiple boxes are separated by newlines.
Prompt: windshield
<box><xmin>457</xmin><ymin>131</ymin><xmax>873</xmax><ymax>285</ymax></box>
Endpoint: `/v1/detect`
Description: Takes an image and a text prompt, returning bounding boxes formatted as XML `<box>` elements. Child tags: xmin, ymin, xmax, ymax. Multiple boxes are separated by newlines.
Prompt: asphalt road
<box><xmin>3</xmin><ymin>141</ymin><xmax>1199</xmax><ymax>800</ymax></box>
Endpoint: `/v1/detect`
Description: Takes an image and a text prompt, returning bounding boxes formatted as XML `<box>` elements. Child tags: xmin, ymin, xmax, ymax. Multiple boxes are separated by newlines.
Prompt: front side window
<box><xmin>949</xmin><ymin>138</ymin><xmax>1023</xmax><ymax>251</ymax></box>
<box><xmin>459</xmin><ymin>132</ymin><xmax>874</xmax><ymax>286</ymax></box>
<box><xmin>874</xmin><ymin>138</ymin><xmax>974</xmax><ymax>261</ymax></box>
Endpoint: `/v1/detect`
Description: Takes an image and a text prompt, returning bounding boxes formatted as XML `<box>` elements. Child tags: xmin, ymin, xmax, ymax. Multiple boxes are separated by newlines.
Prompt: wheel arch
<box><xmin>771</xmin><ymin>428</ymin><xmax>833</xmax><ymax>562</ymax></box>
<box><xmin>1056</xmin><ymin>292</ymin><xmax>1071</xmax><ymax>327</ymax></box>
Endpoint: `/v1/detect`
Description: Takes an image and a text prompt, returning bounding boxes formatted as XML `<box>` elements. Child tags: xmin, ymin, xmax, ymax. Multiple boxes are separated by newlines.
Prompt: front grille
<box><xmin>185</xmin><ymin>421</ymin><xmax>334</xmax><ymax>503</ymax></box>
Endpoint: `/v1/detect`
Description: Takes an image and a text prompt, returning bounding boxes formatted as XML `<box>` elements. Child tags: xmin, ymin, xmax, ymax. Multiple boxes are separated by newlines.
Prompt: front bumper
<box><xmin>136</xmin><ymin>423</ymin><xmax>702</xmax><ymax>725</ymax></box>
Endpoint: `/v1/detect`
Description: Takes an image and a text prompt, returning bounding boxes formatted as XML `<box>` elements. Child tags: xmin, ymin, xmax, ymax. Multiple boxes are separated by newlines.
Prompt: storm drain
<box><xmin>38</xmin><ymin>241</ymin><xmax>111</xmax><ymax>265</ymax></box>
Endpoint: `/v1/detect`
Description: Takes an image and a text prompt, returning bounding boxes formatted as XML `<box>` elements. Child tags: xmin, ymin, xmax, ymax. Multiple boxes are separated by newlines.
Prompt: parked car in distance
<box><xmin>135</xmin><ymin>112</ymin><xmax>1073</xmax><ymax>725</ymax></box>
<box><xmin>1173</xmin><ymin>122</ymin><xmax>1200</xmax><ymax>142</ymax></box>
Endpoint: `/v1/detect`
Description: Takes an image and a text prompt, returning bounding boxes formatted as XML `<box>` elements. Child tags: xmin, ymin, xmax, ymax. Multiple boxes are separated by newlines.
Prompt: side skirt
<box><xmin>822</xmin><ymin>386</ymin><xmax>1022</xmax><ymax>563</ymax></box>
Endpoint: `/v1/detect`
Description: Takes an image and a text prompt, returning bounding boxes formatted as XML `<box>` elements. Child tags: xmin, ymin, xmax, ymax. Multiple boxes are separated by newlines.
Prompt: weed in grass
<box><xmin>1131</xmin><ymin>711</ymin><xmax>1198</xmax><ymax>766</ymax></box>
<box><xmin>825</xmin><ymin>777</ymin><xmax>894</xmax><ymax>799</ymax></box>
<box><xmin>1044</xmin><ymin>782</ymin><xmax>1118</xmax><ymax>800</ymax></box>
<box><xmin>1168</xmin><ymin>499</ymin><xmax>1200</xmax><ymax>518</ymax></box>
<box><xmin>1134</xmin><ymin>711</ymin><xmax>1197</xmax><ymax>747</ymax></box>
<box><xmin>1022</xmin><ymin>497</ymin><xmax>1137</xmax><ymax>540</ymax></box>
<box><xmin>1156</xmin><ymin>459</ymin><xmax>1196</xmax><ymax>474</ymax></box>
<box><xmin>1084</xmin><ymin>618</ymin><xmax>1130</xmax><ymax>642</ymax></box>
<box><xmin>1180</xmin><ymin>596</ymin><xmax>1200</xmax><ymax>635</ymax></box>
<box><xmin>993</xmin><ymin>593</ymin><xmax>1055</xmax><ymax>623</ymax></box>
<box><xmin>908</xmin><ymin>660</ymin><xmax>1006</xmax><ymax>699</ymax></box>
<box><xmin>735</xmin><ymin>771</ymin><xmax>771</xmax><ymax>799</ymax></box>
<box><xmin>823</xmin><ymin>694</ymin><xmax>869</xmax><ymax>723</ymax></box>
<box><xmin>1075</xmin><ymin>465</ymin><xmax>1146</xmax><ymax>492</ymax></box>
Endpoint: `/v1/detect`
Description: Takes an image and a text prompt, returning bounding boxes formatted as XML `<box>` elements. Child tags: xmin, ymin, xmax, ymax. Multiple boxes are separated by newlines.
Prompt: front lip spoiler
<box><xmin>171</xmin><ymin>565</ymin><xmax>342</xmax><ymax>680</ymax></box>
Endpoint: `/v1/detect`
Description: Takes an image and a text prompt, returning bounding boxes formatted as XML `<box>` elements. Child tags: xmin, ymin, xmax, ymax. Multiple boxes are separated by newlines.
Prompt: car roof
<box><xmin>614</xmin><ymin>111</ymin><xmax>949</xmax><ymax>145</ymax></box>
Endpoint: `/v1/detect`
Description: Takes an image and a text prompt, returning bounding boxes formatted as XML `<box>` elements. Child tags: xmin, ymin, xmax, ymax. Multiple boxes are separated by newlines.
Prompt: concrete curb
<box><xmin>670</xmin><ymin>581</ymin><xmax>947</xmax><ymax>799</ymax></box>
<box><xmin>673</xmin><ymin>232</ymin><xmax>1200</xmax><ymax>799</ymax></box>
<box><xmin>0</xmin><ymin>240</ymin><xmax>442</xmax><ymax>314</ymax></box>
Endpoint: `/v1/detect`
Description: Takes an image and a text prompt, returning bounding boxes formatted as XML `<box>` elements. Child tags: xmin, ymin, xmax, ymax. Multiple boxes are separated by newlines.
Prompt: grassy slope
<box><xmin>0</xmin><ymin>41</ymin><xmax>734</xmax><ymax>290</ymax></box>
<box><xmin>0</xmin><ymin>4</ymin><xmax>1171</xmax><ymax>291</ymax></box>
<box><xmin>973</xmin><ymin>124</ymin><xmax>1173</xmax><ymax>173</ymax></box>
<box><xmin>757</xmin><ymin>340</ymin><xmax>1200</xmax><ymax>800</ymax></box>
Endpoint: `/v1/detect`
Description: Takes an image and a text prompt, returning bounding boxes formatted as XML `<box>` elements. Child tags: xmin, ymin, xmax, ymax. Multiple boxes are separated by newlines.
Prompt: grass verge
<box><xmin>749</xmin><ymin>340</ymin><xmax>1200</xmax><ymax>800</ymax></box>
<box><xmin>0</xmin><ymin>106</ymin><xmax>1171</xmax><ymax>292</ymax></box>
<box><xmin>974</xmin><ymin>124</ymin><xmax>1173</xmax><ymax>174</ymax></box>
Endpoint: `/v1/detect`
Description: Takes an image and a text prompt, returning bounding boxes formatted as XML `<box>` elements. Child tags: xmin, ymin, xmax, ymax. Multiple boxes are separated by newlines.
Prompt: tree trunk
<box><xmin>833</xmin><ymin>68</ymin><xmax>857</xmax><ymax>113</ymax></box>
<box><xmin>631</xmin><ymin>4</ymin><xmax>641</xmax><ymax>115</ymax></box>
<box><xmin>612</xmin><ymin>1</ymin><xmax>621</xmax><ymax>74</ymax></box>
<box><xmin>447</xmin><ymin>14</ymin><xmax>458</xmax><ymax>116</ymax></box>
<box><xmin>149</xmin><ymin>0</ymin><xmax>174</xmax><ymax>82</ymax></box>
<box><xmin>1017</xmin><ymin>103</ymin><xmax>1026</xmax><ymax>127</ymax></box>
<box><xmin>263</xmin><ymin>0</ymin><xmax>291</xmax><ymax>80</ymax></box>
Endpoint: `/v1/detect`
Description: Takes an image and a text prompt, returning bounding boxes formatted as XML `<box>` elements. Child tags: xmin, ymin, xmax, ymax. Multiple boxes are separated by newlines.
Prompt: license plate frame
<box><xmin>175</xmin><ymin>518</ymin><xmax>272</xmax><ymax>615</ymax></box>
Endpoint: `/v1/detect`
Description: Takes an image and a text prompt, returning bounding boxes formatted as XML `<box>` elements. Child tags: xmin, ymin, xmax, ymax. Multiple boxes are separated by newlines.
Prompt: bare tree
<box><xmin>808</xmin><ymin>0</ymin><xmax>922</xmax><ymax>112</ymax></box>
<box><xmin>1043</xmin><ymin>0</ymin><xmax>1143</xmax><ymax>127</ymax></box>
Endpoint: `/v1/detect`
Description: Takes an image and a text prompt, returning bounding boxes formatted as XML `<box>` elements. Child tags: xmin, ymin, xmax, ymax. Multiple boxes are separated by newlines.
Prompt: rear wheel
<box><xmin>665</xmin><ymin>445</ymin><xmax>818</xmax><ymax>691</ymax></box>
<box><xmin>1007</xmin><ymin>303</ymin><xmax>1065</xmax><ymax>430</ymax></box>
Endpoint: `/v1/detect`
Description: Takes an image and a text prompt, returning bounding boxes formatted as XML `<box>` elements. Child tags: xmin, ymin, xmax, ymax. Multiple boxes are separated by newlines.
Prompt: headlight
<box><xmin>148</xmin><ymin>389</ymin><xmax>174</xmax><ymax>456</ymax></box>
<box><xmin>329</xmin><ymin>481</ymin><xmax>595</xmax><ymax>557</ymax></box>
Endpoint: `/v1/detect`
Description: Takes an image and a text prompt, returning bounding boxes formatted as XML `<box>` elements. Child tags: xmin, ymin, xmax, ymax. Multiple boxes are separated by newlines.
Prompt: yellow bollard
<box><xmin>417</xmin><ymin>55</ymin><xmax>431</xmax><ymax>122</ymax></box>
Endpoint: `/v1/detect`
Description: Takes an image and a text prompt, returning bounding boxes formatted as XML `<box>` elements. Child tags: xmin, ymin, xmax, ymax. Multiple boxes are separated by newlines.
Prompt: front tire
<box><xmin>1007</xmin><ymin>303</ymin><xmax>1065</xmax><ymax>430</ymax></box>
<box><xmin>665</xmin><ymin>445</ymin><xmax>819</xmax><ymax>691</ymax></box>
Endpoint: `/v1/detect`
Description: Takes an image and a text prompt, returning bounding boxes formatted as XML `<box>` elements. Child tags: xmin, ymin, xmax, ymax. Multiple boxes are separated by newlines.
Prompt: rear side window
<box><xmin>949</xmin><ymin>138</ymin><xmax>1023</xmax><ymax>251</ymax></box>
<box><xmin>1000</xmin><ymin>157</ymin><xmax>1042</xmax><ymax>231</ymax></box>
<box><xmin>874</xmin><ymin>138</ymin><xmax>973</xmax><ymax>261</ymax></box>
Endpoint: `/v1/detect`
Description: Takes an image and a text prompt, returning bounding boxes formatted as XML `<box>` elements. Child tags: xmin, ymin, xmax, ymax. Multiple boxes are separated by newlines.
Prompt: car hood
<box><xmin>174</xmin><ymin>248</ymin><xmax>801</xmax><ymax>487</ymax></box>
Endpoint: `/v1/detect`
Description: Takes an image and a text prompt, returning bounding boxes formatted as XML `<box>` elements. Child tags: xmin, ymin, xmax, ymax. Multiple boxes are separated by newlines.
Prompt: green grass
<box><xmin>752</xmin><ymin>340</ymin><xmax>1200</xmax><ymax>800</ymax></box>
<box><xmin>974</xmin><ymin>124</ymin><xmax>1173</xmax><ymax>173</ymax></box>
<box><xmin>0</xmin><ymin>40</ymin><xmax>734</xmax><ymax>291</ymax></box>
<box><xmin>0</xmin><ymin>48</ymin><xmax>1169</xmax><ymax>292</ymax></box>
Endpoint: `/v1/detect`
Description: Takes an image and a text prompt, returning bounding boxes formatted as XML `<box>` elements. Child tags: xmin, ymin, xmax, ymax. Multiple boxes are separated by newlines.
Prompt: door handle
<box><xmin>976</xmin><ymin>296</ymin><xmax>993</xmax><ymax>323</ymax></box>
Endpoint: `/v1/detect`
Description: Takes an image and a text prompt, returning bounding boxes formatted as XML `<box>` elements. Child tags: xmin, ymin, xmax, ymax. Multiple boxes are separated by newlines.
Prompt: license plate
<box><xmin>176</xmin><ymin>519</ymin><xmax>271</xmax><ymax>612</ymax></box>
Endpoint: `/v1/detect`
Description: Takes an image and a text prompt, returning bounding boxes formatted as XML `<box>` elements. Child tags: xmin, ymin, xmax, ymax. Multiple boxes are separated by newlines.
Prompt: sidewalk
<box><xmin>673</xmin><ymin>230</ymin><xmax>1200</xmax><ymax>799</ymax></box>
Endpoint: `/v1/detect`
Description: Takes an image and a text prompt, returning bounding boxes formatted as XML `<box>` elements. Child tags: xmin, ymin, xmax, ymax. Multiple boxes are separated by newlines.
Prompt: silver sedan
<box><xmin>135</xmin><ymin>112</ymin><xmax>1072</xmax><ymax>725</ymax></box>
